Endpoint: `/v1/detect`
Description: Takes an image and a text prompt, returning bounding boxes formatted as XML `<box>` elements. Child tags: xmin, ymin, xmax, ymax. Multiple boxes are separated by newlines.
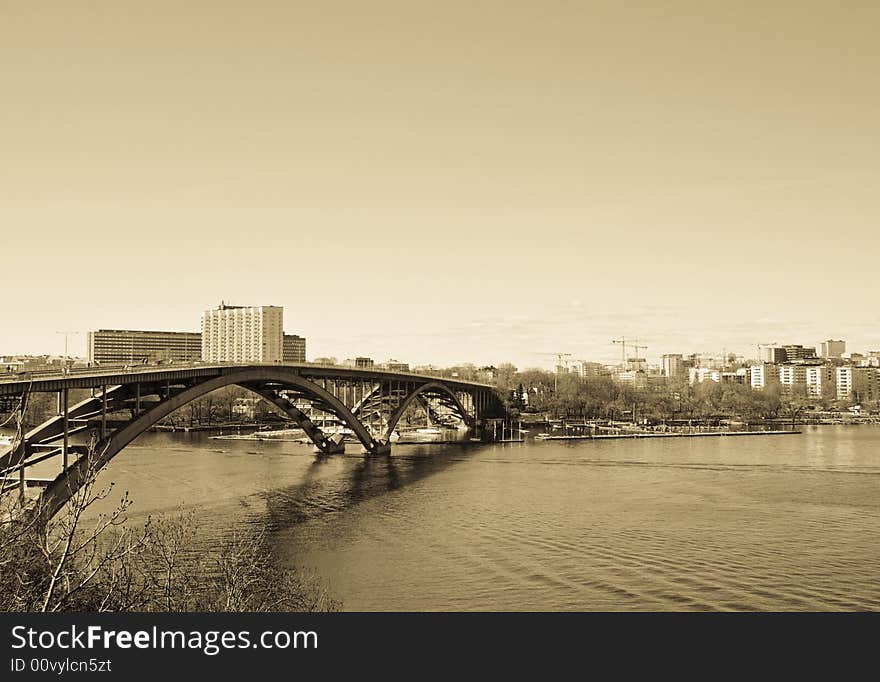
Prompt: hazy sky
<box><xmin>2</xmin><ymin>1</ymin><xmax>878</xmax><ymax>369</ymax></box>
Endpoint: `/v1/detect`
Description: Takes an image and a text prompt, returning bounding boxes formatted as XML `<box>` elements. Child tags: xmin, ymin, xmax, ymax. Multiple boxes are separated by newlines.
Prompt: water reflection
<box><xmin>79</xmin><ymin>426</ymin><xmax>880</xmax><ymax>611</ymax></box>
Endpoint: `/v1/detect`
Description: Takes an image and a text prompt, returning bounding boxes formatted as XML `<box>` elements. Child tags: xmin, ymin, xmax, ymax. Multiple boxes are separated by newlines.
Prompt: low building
<box><xmin>87</xmin><ymin>329</ymin><xmax>202</xmax><ymax>365</ymax></box>
<box><xmin>721</xmin><ymin>369</ymin><xmax>749</xmax><ymax>385</ymax></box>
<box><xmin>689</xmin><ymin>367</ymin><xmax>720</xmax><ymax>384</ymax></box>
<box><xmin>383</xmin><ymin>359</ymin><xmax>409</xmax><ymax>372</ymax></box>
<box><xmin>617</xmin><ymin>370</ymin><xmax>648</xmax><ymax>388</ymax></box>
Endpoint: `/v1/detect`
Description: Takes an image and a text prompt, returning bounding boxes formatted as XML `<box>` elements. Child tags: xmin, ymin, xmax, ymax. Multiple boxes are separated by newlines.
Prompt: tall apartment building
<box><xmin>283</xmin><ymin>334</ymin><xmax>306</xmax><ymax>363</ymax></box>
<box><xmin>87</xmin><ymin>329</ymin><xmax>202</xmax><ymax>365</ymax></box>
<box><xmin>805</xmin><ymin>365</ymin><xmax>836</xmax><ymax>399</ymax></box>
<box><xmin>837</xmin><ymin>367</ymin><xmax>880</xmax><ymax>403</ymax></box>
<box><xmin>760</xmin><ymin>346</ymin><xmax>787</xmax><ymax>364</ymax></box>
<box><xmin>750</xmin><ymin>363</ymin><xmax>779</xmax><ymax>390</ymax></box>
<box><xmin>201</xmin><ymin>304</ymin><xmax>283</xmax><ymax>363</ymax></box>
<box><xmin>820</xmin><ymin>339</ymin><xmax>846</xmax><ymax>359</ymax></box>
<box><xmin>662</xmin><ymin>354</ymin><xmax>684</xmax><ymax>378</ymax></box>
<box><xmin>778</xmin><ymin>364</ymin><xmax>807</xmax><ymax>393</ymax></box>
<box><xmin>579</xmin><ymin>362</ymin><xmax>608</xmax><ymax>378</ymax></box>
<box><xmin>836</xmin><ymin>366</ymin><xmax>853</xmax><ymax>399</ymax></box>
<box><xmin>860</xmin><ymin>369</ymin><xmax>880</xmax><ymax>404</ymax></box>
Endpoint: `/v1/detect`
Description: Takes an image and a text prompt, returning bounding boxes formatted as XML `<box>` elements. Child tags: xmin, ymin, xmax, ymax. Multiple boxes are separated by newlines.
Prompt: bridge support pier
<box><xmin>369</xmin><ymin>441</ymin><xmax>392</xmax><ymax>456</ymax></box>
<box><xmin>319</xmin><ymin>441</ymin><xmax>345</xmax><ymax>455</ymax></box>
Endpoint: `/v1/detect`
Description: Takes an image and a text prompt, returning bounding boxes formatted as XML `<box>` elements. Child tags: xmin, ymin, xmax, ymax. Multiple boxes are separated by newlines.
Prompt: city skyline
<box><xmin>2</xmin><ymin>300</ymin><xmax>876</xmax><ymax>372</ymax></box>
<box><xmin>2</xmin><ymin>2</ymin><xmax>878</xmax><ymax>369</ymax></box>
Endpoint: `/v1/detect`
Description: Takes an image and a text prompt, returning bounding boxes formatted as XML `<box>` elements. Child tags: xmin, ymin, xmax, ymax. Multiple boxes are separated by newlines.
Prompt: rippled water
<box><xmin>79</xmin><ymin>426</ymin><xmax>880</xmax><ymax>611</ymax></box>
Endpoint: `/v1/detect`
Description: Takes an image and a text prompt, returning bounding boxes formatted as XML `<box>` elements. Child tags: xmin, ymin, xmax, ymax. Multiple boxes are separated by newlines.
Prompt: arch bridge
<box><xmin>0</xmin><ymin>363</ymin><xmax>506</xmax><ymax>518</ymax></box>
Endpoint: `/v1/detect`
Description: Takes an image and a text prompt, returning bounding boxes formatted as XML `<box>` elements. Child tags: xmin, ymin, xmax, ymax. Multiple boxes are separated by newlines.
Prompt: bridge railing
<box><xmin>0</xmin><ymin>361</ymin><xmax>497</xmax><ymax>390</ymax></box>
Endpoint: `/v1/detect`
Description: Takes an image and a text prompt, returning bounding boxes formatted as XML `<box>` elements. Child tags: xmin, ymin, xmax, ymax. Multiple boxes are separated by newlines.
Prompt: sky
<box><xmin>1</xmin><ymin>1</ymin><xmax>878</xmax><ymax>370</ymax></box>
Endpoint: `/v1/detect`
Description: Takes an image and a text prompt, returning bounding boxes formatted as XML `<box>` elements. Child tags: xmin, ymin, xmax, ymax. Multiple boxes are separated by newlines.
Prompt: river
<box><xmin>72</xmin><ymin>426</ymin><xmax>880</xmax><ymax>610</ymax></box>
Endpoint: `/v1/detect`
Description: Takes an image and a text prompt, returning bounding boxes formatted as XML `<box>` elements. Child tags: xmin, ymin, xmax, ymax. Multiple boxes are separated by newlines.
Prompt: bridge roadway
<box><xmin>0</xmin><ymin>362</ymin><xmax>507</xmax><ymax>519</ymax></box>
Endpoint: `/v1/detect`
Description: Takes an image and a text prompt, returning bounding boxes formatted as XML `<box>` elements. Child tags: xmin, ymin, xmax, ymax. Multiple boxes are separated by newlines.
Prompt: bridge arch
<box><xmin>37</xmin><ymin>368</ymin><xmax>383</xmax><ymax>520</ymax></box>
<box><xmin>383</xmin><ymin>381</ymin><xmax>473</xmax><ymax>441</ymax></box>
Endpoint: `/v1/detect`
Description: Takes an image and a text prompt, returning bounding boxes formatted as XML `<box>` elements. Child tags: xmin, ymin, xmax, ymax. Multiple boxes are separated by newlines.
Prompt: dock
<box><xmin>535</xmin><ymin>430</ymin><xmax>800</xmax><ymax>441</ymax></box>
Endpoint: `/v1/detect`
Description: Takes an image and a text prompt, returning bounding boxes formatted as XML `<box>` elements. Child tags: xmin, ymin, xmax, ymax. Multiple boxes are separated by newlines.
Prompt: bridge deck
<box><xmin>0</xmin><ymin>362</ymin><xmax>495</xmax><ymax>396</ymax></box>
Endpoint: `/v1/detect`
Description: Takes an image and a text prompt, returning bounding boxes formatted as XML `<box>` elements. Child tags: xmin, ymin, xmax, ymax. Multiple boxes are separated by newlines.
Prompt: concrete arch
<box><xmin>37</xmin><ymin>368</ymin><xmax>383</xmax><ymax>520</ymax></box>
<box><xmin>383</xmin><ymin>382</ymin><xmax>473</xmax><ymax>441</ymax></box>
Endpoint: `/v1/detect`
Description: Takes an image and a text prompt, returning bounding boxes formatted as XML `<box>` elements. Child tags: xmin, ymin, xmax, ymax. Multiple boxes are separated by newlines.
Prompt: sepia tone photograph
<box><xmin>1</xmin><ymin>0</ymin><xmax>878</xmax><ymax>623</ymax></box>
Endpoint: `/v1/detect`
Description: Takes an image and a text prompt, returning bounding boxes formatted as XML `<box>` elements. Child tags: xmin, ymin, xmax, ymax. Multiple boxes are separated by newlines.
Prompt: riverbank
<box><xmin>535</xmin><ymin>429</ymin><xmax>800</xmax><ymax>441</ymax></box>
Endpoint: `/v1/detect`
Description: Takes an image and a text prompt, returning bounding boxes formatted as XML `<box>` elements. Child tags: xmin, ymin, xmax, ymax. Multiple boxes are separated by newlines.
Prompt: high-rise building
<box><xmin>820</xmin><ymin>339</ymin><xmax>846</xmax><ymax>359</ymax></box>
<box><xmin>577</xmin><ymin>362</ymin><xmax>607</xmax><ymax>378</ymax></box>
<box><xmin>760</xmin><ymin>346</ymin><xmax>787</xmax><ymax>364</ymax></box>
<box><xmin>839</xmin><ymin>367</ymin><xmax>880</xmax><ymax>403</ymax></box>
<box><xmin>782</xmin><ymin>345</ymin><xmax>817</xmax><ymax>362</ymax></box>
<box><xmin>283</xmin><ymin>334</ymin><xmax>306</xmax><ymax>363</ymax></box>
<box><xmin>836</xmin><ymin>366</ymin><xmax>853</xmax><ymax>399</ymax></box>
<box><xmin>750</xmin><ymin>363</ymin><xmax>779</xmax><ymax>390</ymax></box>
<box><xmin>201</xmin><ymin>303</ymin><xmax>283</xmax><ymax>363</ymax></box>
<box><xmin>778</xmin><ymin>364</ymin><xmax>807</xmax><ymax>393</ymax></box>
<box><xmin>87</xmin><ymin>329</ymin><xmax>201</xmax><ymax>365</ymax></box>
<box><xmin>662</xmin><ymin>354</ymin><xmax>684</xmax><ymax>378</ymax></box>
<box><xmin>805</xmin><ymin>366</ymin><xmax>836</xmax><ymax>398</ymax></box>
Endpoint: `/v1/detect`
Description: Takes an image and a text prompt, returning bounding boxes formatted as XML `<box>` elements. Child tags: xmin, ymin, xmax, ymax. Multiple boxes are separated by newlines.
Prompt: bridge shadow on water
<box><xmin>260</xmin><ymin>444</ymin><xmax>478</xmax><ymax>532</ymax></box>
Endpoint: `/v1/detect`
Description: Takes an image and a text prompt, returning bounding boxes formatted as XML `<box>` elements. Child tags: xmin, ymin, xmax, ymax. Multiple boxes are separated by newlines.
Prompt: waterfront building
<box><xmin>201</xmin><ymin>303</ymin><xmax>283</xmax><ymax>363</ymax></box>
<box><xmin>355</xmin><ymin>357</ymin><xmax>375</xmax><ymax>369</ymax></box>
<box><xmin>860</xmin><ymin>369</ymin><xmax>880</xmax><ymax>404</ymax></box>
<box><xmin>820</xmin><ymin>340</ymin><xmax>846</xmax><ymax>359</ymax></box>
<box><xmin>662</xmin><ymin>354</ymin><xmax>684</xmax><ymax>378</ymax></box>
<box><xmin>87</xmin><ymin>329</ymin><xmax>201</xmax><ymax>365</ymax></box>
<box><xmin>805</xmin><ymin>365</ymin><xmax>836</xmax><ymax>399</ymax></box>
<box><xmin>778</xmin><ymin>364</ymin><xmax>807</xmax><ymax>394</ymax></box>
<box><xmin>836</xmin><ymin>366</ymin><xmax>853</xmax><ymax>399</ymax></box>
<box><xmin>750</xmin><ymin>363</ymin><xmax>779</xmax><ymax>390</ymax></box>
<box><xmin>283</xmin><ymin>334</ymin><xmax>306</xmax><ymax>363</ymax></box>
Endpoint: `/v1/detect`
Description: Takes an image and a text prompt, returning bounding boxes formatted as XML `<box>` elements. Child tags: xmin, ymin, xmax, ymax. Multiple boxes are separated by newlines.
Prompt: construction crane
<box><xmin>535</xmin><ymin>351</ymin><xmax>572</xmax><ymax>371</ymax></box>
<box><xmin>611</xmin><ymin>338</ymin><xmax>629</xmax><ymax>366</ymax></box>
<box><xmin>534</xmin><ymin>352</ymin><xmax>572</xmax><ymax>391</ymax></box>
<box><xmin>629</xmin><ymin>343</ymin><xmax>648</xmax><ymax>370</ymax></box>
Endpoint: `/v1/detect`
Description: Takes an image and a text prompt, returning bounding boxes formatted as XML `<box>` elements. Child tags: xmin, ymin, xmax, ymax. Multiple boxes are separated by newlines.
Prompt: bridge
<box><xmin>0</xmin><ymin>363</ymin><xmax>507</xmax><ymax>518</ymax></box>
